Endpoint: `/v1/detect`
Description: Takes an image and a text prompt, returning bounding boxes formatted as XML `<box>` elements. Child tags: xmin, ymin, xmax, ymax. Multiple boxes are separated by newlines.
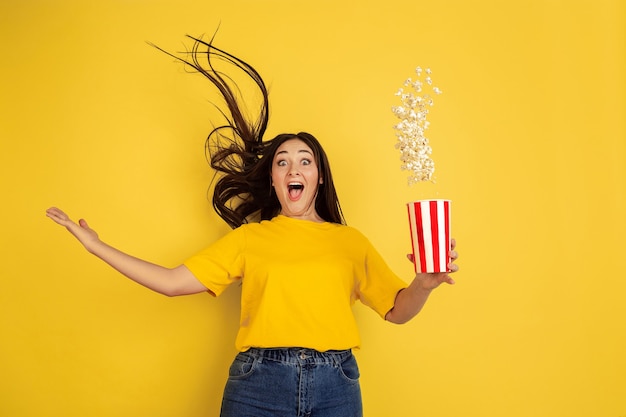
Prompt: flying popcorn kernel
<box><xmin>392</xmin><ymin>67</ymin><xmax>442</xmax><ymax>184</ymax></box>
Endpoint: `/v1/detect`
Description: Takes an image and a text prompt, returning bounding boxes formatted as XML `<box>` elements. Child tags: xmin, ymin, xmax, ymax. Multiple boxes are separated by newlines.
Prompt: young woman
<box><xmin>46</xmin><ymin>35</ymin><xmax>458</xmax><ymax>417</ymax></box>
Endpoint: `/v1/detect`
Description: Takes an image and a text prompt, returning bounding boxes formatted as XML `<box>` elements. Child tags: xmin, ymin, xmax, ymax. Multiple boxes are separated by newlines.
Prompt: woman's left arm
<box><xmin>385</xmin><ymin>239</ymin><xmax>459</xmax><ymax>324</ymax></box>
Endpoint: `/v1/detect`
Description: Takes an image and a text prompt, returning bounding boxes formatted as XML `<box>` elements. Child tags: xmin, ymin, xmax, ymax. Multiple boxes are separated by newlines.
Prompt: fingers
<box><xmin>449</xmin><ymin>238</ymin><xmax>459</xmax><ymax>264</ymax></box>
<box><xmin>46</xmin><ymin>207</ymin><xmax>87</xmax><ymax>231</ymax></box>
<box><xmin>448</xmin><ymin>238</ymin><xmax>459</xmax><ymax>275</ymax></box>
<box><xmin>447</xmin><ymin>262</ymin><xmax>460</xmax><ymax>273</ymax></box>
<box><xmin>438</xmin><ymin>271</ymin><xmax>456</xmax><ymax>285</ymax></box>
<box><xmin>449</xmin><ymin>238</ymin><xmax>458</xmax><ymax>259</ymax></box>
<box><xmin>432</xmin><ymin>272</ymin><xmax>455</xmax><ymax>286</ymax></box>
<box><xmin>408</xmin><ymin>239</ymin><xmax>459</xmax><ymax>275</ymax></box>
<box><xmin>412</xmin><ymin>238</ymin><xmax>459</xmax><ymax>289</ymax></box>
<box><xmin>46</xmin><ymin>207</ymin><xmax>71</xmax><ymax>224</ymax></box>
<box><xmin>45</xmin><ymin>207</ymin><xmax>61</xmax><ymax>218</ymax></box>
<box><xmin>416</xmin><ymin>271</ymin><xmax>455</xmax><ymax>290</ymax></box>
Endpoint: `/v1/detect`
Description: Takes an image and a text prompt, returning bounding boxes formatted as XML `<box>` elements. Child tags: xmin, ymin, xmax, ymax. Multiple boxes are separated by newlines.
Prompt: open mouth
<box><xmin>288</xmin><ymin>182</ymin><xmax>304</xmax><ymax>200</ymax></box>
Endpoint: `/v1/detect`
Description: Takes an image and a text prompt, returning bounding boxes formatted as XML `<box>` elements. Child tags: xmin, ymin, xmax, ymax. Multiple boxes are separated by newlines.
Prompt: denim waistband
<box><xmin>245</xmin><ymin>347</ymin><xmax>352</xmax><ymax>365</ymax></box>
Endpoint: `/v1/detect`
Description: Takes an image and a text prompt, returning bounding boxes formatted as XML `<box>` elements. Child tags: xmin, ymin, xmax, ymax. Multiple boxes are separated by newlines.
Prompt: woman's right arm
<box><xmin>45</xmin><ymin>207</ymin><xmax>208</xmax><ymax>297</ymax></box>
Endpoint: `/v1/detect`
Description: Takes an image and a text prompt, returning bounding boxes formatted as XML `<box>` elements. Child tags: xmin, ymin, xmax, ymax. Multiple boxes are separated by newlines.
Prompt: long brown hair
<box><xmin>152</xmin><ymin>34</ymin><xmax>345</xmax><ymax>228</ymax></box>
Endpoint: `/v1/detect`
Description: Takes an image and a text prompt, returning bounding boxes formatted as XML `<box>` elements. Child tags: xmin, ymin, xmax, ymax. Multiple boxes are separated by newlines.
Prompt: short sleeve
<box><xmin>355</xmin><ymin>237</ymin><xmax>408</xmax><ymax>319</ymax></box>
<box><xmin>183</xmin><ymin>227</ymin><xmax>246</xmax><ymax>297</ymax></box>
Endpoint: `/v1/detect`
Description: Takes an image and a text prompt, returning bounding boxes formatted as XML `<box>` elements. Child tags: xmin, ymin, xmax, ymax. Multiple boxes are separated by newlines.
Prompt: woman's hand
<box><xmin>46</xmin><ymin>207</ymin><xmax>100</xmax><ymax>251</ymax></box>
<box><xmin>45</xmin><ymin>206</ymin><xmax>208</xmax><ymax>296</ymax></box>
<box><xmin>387</xmin><ymin>239</ymin><xmax>460</xmax><ymax>324</ymax></box>
<box><xmin>407</xmin><ymin>238</ymin><xmax>459</xmax><ymax>290</ymax></box>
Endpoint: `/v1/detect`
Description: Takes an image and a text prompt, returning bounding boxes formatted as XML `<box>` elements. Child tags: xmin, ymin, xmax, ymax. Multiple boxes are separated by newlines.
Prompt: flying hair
<box><xmin>150</xmin><ymin>32</ymin><xmax>344</xmax><ymax>228</ymax></box>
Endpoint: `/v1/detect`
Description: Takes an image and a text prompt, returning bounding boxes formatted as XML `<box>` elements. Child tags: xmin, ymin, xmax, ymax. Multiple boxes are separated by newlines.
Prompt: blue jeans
<box><xmin>220</xmin><ymin>348</ymin><xmax>363</xmax><ymax>417</ymax></box>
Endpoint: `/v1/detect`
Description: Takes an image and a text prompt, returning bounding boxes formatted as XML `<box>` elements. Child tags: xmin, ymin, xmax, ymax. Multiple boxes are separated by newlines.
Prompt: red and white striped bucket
<box><xmin>407</xmin><ymin>199</ymin><xmax>451</xmax><ymax>273</ymax></box>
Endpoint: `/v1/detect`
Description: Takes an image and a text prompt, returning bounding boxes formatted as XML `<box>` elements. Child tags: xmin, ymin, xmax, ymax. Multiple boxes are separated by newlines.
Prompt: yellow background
<box><xmin>1</xmin><ymin>1</ymin><xmax>624</xmax><ymax>416</ymax></box>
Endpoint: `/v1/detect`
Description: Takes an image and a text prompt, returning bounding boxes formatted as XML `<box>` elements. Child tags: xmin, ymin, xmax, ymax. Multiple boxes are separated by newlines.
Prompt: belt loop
<box><xmin>250</xmin><ymin>347</ymin><xmax>264</xmax><ymax>364</ymax></box>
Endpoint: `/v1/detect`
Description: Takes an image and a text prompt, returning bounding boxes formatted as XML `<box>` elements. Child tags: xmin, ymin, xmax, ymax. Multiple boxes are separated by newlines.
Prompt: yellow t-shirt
<box><xmin>184</xmin><ymin>215</ymin><xmax>407</xmax><ymax>352</ymax></box>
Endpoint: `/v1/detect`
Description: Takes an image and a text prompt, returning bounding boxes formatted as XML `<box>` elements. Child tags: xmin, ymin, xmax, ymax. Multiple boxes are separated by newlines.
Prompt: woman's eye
<box><xmin>301</xmin><ymin>159</ymin><xmax>311</xmax><ymax>165</ymax></box>
<box><xmin>277</xmin><ymin>160</ymin><xmax>287</xmax><ymax>166</ymax></box>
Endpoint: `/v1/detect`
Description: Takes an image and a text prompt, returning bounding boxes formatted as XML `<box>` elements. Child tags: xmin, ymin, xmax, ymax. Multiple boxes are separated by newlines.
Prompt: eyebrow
<box><xmin>275</xmin><ymin>149</ymin><xmax>313</xmax><ymax>156</ymax></box>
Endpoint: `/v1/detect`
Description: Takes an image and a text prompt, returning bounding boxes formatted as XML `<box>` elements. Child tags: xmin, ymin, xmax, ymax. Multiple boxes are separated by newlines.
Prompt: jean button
<box><xmin>299</xmin><ymin>352</ymin><xmax>307</xmax><ymax>360</ymax></box>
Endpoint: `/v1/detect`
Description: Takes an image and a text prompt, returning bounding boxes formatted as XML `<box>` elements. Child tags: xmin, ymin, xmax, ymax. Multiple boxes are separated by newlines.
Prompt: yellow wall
<box><xmin>1</xmin><ymin>1</ymin><xmax>624</xmax><ymax>416</ymax></box>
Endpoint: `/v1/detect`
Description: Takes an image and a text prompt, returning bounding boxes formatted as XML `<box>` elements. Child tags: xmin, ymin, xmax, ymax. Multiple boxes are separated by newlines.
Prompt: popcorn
<box><xmin>392</xmin><ymin>67</ymin><xmax>442</xmax><ymax>184</ymax></box>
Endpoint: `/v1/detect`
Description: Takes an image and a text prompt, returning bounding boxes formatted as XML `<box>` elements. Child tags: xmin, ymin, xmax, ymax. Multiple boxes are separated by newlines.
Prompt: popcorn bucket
<box><xmin>407</xmin><ymin>200</ymin><xmax>451</xmax><ymax>273</ymax></box>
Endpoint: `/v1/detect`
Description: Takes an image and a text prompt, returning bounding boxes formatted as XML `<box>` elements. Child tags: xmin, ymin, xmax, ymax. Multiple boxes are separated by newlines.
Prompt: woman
<box><xmin>46</xmin><ymin>35</ymin><xmax>458</xmax><ymax>417</ymax></box>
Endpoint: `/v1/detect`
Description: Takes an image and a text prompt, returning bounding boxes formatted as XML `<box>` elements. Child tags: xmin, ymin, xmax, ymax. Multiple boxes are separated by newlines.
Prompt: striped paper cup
<box><xmin>407</xmin><ymin>199</ymin><xmax>451</xmax><ymax>273</ymax></box>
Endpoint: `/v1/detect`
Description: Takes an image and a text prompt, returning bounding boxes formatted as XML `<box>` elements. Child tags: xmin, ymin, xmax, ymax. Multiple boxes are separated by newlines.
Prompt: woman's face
<box><xmin>271</xmin><ymin>138</ymin><xmax>323</xmax><ymax>222</ymax></box>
